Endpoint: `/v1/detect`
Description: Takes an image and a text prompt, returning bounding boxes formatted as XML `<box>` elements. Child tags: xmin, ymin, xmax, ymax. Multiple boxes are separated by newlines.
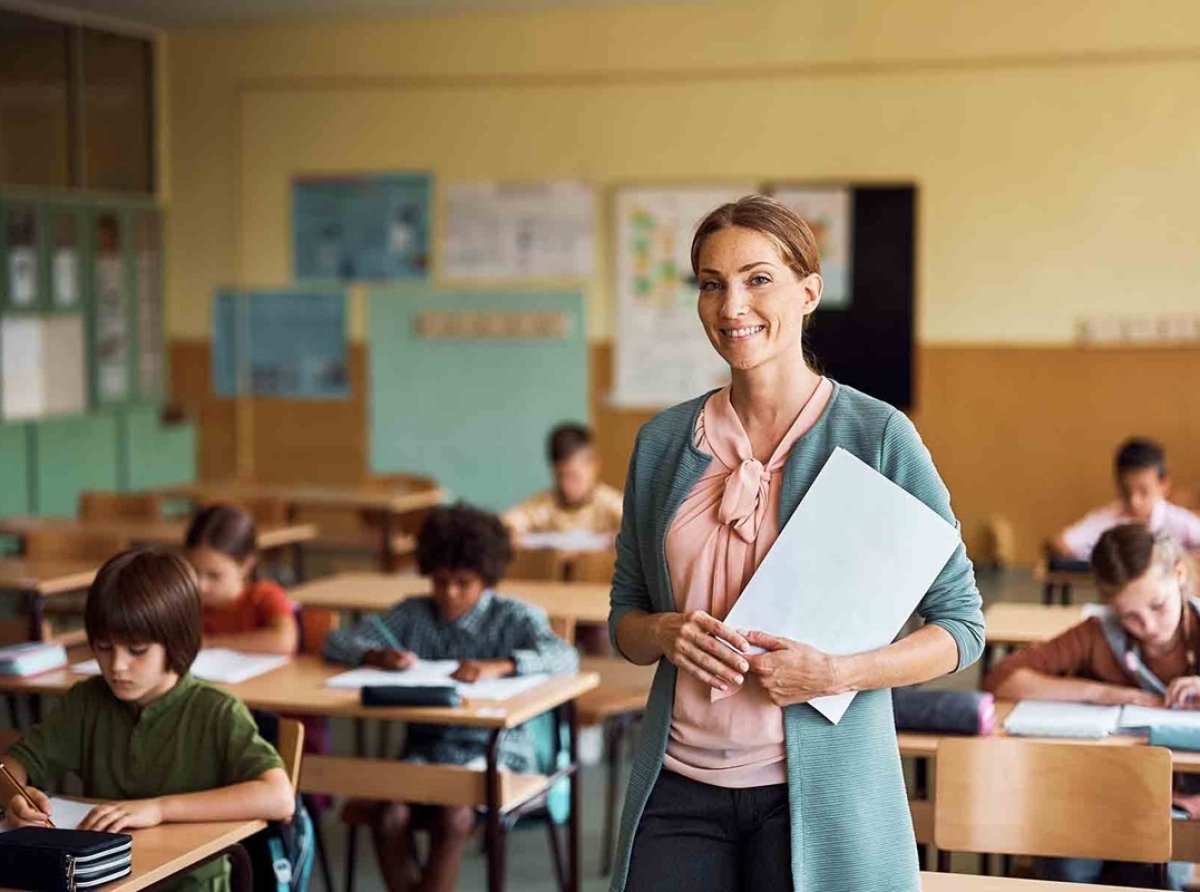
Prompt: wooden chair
<box><xmin>275</xmin><ymin>718</ymin><xmax>305</xmax><ymax>792</ymax></box>
<box><xmin>22</xmin><ymin>529</ymin><xmax>127</xmax><ymax>563</ymax></box>
<box><xmin>77</xmin><ymin>491</ymin><xmax>162</xmax><ymax>522</ymax></box>
<box><xmin>509</xmin><ymin>548</ymin><xmax>564</xmax><ymax>582</ymax></box>
<box><xmin>934</xmin><ymin>737</ymin><xmax>1173</xmax><ymax>881</ymax></box>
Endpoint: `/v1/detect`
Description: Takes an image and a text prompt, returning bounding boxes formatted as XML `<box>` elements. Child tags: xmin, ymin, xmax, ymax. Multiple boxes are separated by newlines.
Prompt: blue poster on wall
<box><xmin>292</xmin><ymin>173</ymin><xmax>431</xmax><ymax>282</ymax></box>
<box><xmin>212</xmin><ymin>289</ymin><xmax>348</xmax><ymax>399</ymax></box>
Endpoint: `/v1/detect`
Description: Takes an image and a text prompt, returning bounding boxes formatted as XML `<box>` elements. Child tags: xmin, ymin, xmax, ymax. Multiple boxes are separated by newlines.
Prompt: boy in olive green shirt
<box><xmin>3</xmin><ymin>549</ymin><xmax>294</xmax><ymax>891</ymax></box>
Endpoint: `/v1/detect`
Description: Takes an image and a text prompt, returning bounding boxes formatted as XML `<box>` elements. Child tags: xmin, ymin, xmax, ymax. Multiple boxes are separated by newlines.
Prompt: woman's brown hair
<box><xmin>690</xmin><ymin>194</ymin><xmax>822</xmax><ymax>283</ymax></box>
<box><xmin>185</xmin><ymin>503</ymin><xmax>258</xmax><ymax>561</ymax></box>
<box><xmin>84</xmin><ymin>548</ymin><xmax>202</xmax><ymax>676</ymax></box>
<box><xmin>1091</xmin><ymin>523</ymin><xmax>1182</xmax><ymax>598</ymax></box>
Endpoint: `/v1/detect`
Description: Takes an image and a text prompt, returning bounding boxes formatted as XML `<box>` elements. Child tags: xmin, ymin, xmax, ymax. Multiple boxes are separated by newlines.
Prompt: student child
<box><xmin>1051</xmin><ymin>437</ymin><xmax>1200</xmax><ymax>561</ymax></box>
<box><xmin>322</xmin><ymin>502</ymin><xmax>579</xmax><ymax>892</ymax></box>
<box><xmin>984</xmin><ymin>523</ymin><xmax>1199</xmax><ymax>888</ymax></box>
<box><xmin>503</xmin><ymin>422</ymin><xmax>623</xmax><ymax>539</ymax></box>
<box><xmin>186</xmin><ymin>503</ymin><xmax>298</xmax><ymax>655</ymax></box>
<box><xmin>2</xmin><ymin>548</ymin><xmax>294</xmax><ymax>890</ymax></box>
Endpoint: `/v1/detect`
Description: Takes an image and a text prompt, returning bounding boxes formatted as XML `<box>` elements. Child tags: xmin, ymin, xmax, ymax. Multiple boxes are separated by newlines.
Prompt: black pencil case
<box><xmin>0</xmin><ymin>826</ymin><xmax>133</xmax><ymax>891</ymax></box>
<box><xmin>361</xmin><ymin>685</ymin><xmax>461</xmax><ymax>707</ymax></box>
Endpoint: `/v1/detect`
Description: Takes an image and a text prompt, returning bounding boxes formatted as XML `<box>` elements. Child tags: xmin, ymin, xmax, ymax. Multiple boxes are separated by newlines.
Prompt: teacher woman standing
<box><xmin>608</xmin><ymin>195</ymin><xmax>984</xmax><ymax>892</ymax></box>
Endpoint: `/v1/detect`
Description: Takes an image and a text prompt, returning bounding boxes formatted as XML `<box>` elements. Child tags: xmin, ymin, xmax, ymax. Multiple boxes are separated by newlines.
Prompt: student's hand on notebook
<box><xmin>452</xmin><ymin>659</ymin><xmax>516</xmax><ymax>683</ymax></box>
<box><xmin>1173</xmin><ymin>792</ymin><xmax>1200</xmax><ymax>820</ymax></box>
<box><xmin>364</xmin><ymin>649</ymin><xmax>416</xmax><ymax>671</ymax></box>
<box><xmin>79</xmin><ymin>798</ymin><xmax>163</xmax><ymax>833</ymax></box>
<box><xmin>1165</xmin><ymin>676</ymin><xmax>1200</xmax><ymax>710</ymax></box>
<box><xmin>5</xmin><ymin>786</ymin><xmax>52</xmax><ymax>827</ymax></box>
<box><xmin>1098</xmin><ymin>685</ymin><xmax>1164</xmax><ymax>708</ymax></box>
<box><xmin>744</xmin><ymin>631</ymin><xmax>841</xmax><ymax>707</ymax></box>
<box><xmin>652</xmin><ymin>610</ymin><xmax>749</xmax><ymax>693</ymax></box>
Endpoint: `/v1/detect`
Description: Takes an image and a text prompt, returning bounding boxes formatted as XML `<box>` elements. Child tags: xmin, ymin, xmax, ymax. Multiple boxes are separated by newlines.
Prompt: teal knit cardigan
<box><xmin>607</xmin><ymin>381</ymin><xmax>985</xmax><ymax>892</ymax></box>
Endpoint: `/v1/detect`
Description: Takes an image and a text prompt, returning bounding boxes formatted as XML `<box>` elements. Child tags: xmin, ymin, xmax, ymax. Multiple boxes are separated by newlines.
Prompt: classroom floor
<box><xmin>311</xmin><ymin>566</ymin><xmax>1057</xmax><ymax>891</ymax></box>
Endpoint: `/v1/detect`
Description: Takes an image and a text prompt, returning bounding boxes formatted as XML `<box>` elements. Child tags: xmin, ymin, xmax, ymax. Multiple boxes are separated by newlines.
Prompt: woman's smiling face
<box><xmin>696</xmin><ymin>226</ymin><xmax>821</xmax><ymax>374</ymax></box>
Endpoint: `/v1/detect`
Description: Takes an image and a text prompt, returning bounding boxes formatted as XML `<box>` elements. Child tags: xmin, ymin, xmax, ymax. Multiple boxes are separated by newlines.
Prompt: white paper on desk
<box><xmin>519</xmin><ymin>530</ymin><xmax>613</xmax><ymax>552</ymax></box>
<box><xmin>72</xmin><ymin>649</ymin><xmax>287</xmax><ymax>685</ymax></box>
<box><xmin>719</xmin><ymin>447</ymin><xmax>959</xmax><ymax>724</ymax></box>
<box><xmin>1119</xmin><ymin>704</ymin><xmax>1200</xmax><ymax>731</ymax></box>
<box><xmin>1004</xmin><ymin>700</ymin><xmax>1121</xmax><ymax>739</ymax></box>
<box><xmin>0</xmin><ymin>797</ymin><xmax>93</xmax><ymax>832</ymax></box>
<box><xmin>325</xmin><ymin>661</ymin><xmax>548</xmax><ymax>701</ymax></box>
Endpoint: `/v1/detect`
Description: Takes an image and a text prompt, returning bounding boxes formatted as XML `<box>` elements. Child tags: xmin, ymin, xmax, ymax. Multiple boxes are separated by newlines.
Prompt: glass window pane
<box><xmin>94</xmin><ymin>211</ymin><xmax>130</xmax><ymax>402</ymax></box>
<box><xmin>49</xmin><ymin>208</ymin><xmax>82</xmax><ymax>309</ymax></box>
<box><xmin>134</xmin><ymin>210</ymin><xmax>162</xmax><ymax>397</ymax></box>
<box><xmin>82</xmin><ymin>30</ymin><xmax>152</xmax><ymax>193</ymax></box>
<box><xmin>0</xmin><ymin>11</ymin><xmax>70</xmax><ymax>189</ymax></box>
<box><xmin>5</xmin><ymin>203</ymin><xmax>40</xmax><ymax>309</ymax></box>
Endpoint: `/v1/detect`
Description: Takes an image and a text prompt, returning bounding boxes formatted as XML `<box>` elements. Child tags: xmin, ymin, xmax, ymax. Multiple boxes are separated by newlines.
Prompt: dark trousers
<box><xmin>625</xmin><ymin>769</ymin><xmax>792</xmax><ymax>892</ymax></box>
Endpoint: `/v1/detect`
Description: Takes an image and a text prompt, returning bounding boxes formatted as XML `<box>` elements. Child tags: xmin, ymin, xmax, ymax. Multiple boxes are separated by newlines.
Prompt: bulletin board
<box><xmin>369</xmin><ymin>286</ymin><xmax>586</xmax><ymax>511</ymax></box>
<box><xmin>611</xmin><ymin>183</ymin><xmax>916</xmax><ymax>411</ymax></box>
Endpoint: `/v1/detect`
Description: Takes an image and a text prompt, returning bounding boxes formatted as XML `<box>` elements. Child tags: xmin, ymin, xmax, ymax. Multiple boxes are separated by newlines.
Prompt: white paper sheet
<box><xmin>1003</xmin><ymin>700</ymin><xmax>1122</xmax><ymax>739</ymax></box>
<box><xmin>519</xmin><ymin>530</ymin><xmax>613</xmax><ymax>553</ymax></box>
<box><xmin>720</xmin><ymin>447</ymin><xmax>960</xmax><ymax>724</ymax></box>
<box><xmin>1119</xmin><ymin>704</ymin><xmax>1200</xmax><ymax>731</ymax></box>
<box><xmin>325</xmin><ymin>661</ymin><xmax>548</xmax><ymax>701</ymax></box>
<box><xmin>72</xmin><ymin>649</ymin><xmax>287</xmax><ymax>685</ymax></box>
<box><xmin>0</xmin><ymin>797</ymin><xmax>93</xmax><ymax>832</ymax></box>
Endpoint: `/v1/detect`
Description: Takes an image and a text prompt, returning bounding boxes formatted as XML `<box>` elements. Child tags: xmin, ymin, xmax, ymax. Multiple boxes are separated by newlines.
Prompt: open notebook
<box><xmin>325</xmin><ymin>662</ymin><xmax>547</xmax><ymax>701</ymax></box>
<box><xmin>1004</xmin><ymin>699</ymin><xmax>1200</xmax><ymax>739</ymax></box>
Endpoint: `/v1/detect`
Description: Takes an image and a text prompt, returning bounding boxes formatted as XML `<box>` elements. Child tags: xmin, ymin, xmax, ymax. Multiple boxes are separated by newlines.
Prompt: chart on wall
<box><xmin>611</xmin><ymin>185</ymin><xmax>753</xmax><ymax>409</ymax></box>
<box><xmin>292</xmin><ymin>173</ymin><xmax>431</xmax><ymax>282</ymax></box>
<box><xmin>770</xmin><ymin>185</ymin><xmax>853</xmax><ymax>310</ymax></box>
<box><xmin>212</xmin><ymin>289</ymin><xmax>348</xmax><ymax>399</ymax></box>
<box><xmin>442</xmin><ymin>182</ymin><xmax>594</xmax><ymax>280</ymax></box>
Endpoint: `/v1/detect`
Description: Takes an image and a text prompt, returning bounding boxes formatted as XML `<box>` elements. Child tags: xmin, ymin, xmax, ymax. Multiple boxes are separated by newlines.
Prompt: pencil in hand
<box><xmin>0</xmin><ymin>762</ymin><xmax>55</xmax><ymax>828</ymax></box>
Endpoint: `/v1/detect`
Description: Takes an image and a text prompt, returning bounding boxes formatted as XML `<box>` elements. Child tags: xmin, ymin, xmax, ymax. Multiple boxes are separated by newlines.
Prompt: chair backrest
<box><xmin>23</xmin><ymin>529</ymin><xmax>127</xmax><ymax>563</ymax></box>
<box><xmin>78</xmin><ymin>491</ymin><xmax>162</xmax><ymax>522</ymax></box>
<box><xmin>509</xmin><ymin>547</ymin><xmax>565</xmax><ymax>581</ymax></box>
<box><xmin>275</xmin><ymin>718</ymin><xmax>305</xmax><ymax>791</ymax></box>
<box><xmin>934</xmin><ymin>737</ymin><xmax>1173</xmax><ymax>864</ymax></box>
<box><xmin>567</xmin><ymin>548</ymin><xmax>616</xmax><ymax>584</ymax></box>
<box><xmin>549</xmin><ymin>616</ymin><xmax>577</xmax><ymax>645</ymax></box>
<box><xmin>295</xmin><ymin>605</ymin><xmax>339</xmax><ymax>656</ymax></box>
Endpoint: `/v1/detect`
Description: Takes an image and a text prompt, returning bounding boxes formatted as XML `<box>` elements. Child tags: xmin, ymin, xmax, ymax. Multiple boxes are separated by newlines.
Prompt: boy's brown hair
<box><xmin>1091</xmin><ymin>523</ymin><xmax>1181</xmax><ymax>599</ymax></box>
<box><xmin>84</xmin><ymin>548</ymin><xmax>202</xmax><ymax>675</ymax></box>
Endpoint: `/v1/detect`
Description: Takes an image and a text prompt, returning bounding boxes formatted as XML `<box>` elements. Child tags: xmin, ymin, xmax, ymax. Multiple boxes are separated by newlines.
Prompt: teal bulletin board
<box><xmin>369</xmin><ymin>287</ymin><xmax>586</xmax><ymax>512</ymax></box>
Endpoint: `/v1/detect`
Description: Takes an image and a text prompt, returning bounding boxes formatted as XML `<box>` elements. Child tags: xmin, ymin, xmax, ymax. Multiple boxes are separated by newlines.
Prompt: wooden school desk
<box><xmin>0</xmin><ymin>516</ymin><xmax>318</xmax><ymax>553</ymax></box>
<box><xmin>981</xmin><ymin>602</ymin><xmax>1084</xmax><ymax>671</ymax></box>
<box><xmin>0</xmin><ymin>819</ymin><xmax>265</xmax><ymax>892</ymax></box>
<box><xmin>149</xmin><ymin>480</ymin><xmax>444</xmax><ymax>571</ymax></box>
<box><xmin>898</xmin><ymin>700</ymin><xmax>1200</xmax><ymax>862</ymax></box>
<box><xmin>288</xmin><ymin>571</ymin><xmax>611</xmax><ymax>625</ymax></box>
<box><xmin>0</xmin><ymin>557</ymin><xmax>98</xmax><ymax>642</ymax></box>
<box><xmin>0</xmin><ymin>656</ymin><xmax>599</xmax><ymax>892</ymax></box>
<box><xmin>919</xmin><ymin>873</ymin><xmax>1128</xmax><ymax>890</ymax></box>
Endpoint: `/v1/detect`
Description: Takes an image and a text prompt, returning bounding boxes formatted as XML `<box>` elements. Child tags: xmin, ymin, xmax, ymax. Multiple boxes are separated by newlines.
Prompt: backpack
<box><xmin>248</xmin><ymin>711</ymin><xmax>316</xmax><ymax>892</ymax></box>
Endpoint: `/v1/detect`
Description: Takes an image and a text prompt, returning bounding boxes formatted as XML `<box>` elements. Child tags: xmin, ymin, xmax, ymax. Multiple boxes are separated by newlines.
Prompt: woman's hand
<box><xmin>5</xmin><ymin>787</ymin><xmax>52</xmax><ymax>827</ymax></box>
<box><xmin>1166</xmin><ymin>676</ymin><xmax>1200</xmax><ymax>709</ymax></box>
<box><xmin>364</xmin><ymin>649</ymin><xmax>416</xmax><ymax>671</ymax></box>
<box><xmin>653</xmin><ymin>611</ymin><xmax>750</xmax><ymax>692</ymax></box>
<box><xmin>452</xmin><ymin>659</ymin><xmax>515</xmax><ymax>683</ymax></box>
<box><xmin>745</xmin><ymin>631</ymin><xmax>844</xmax><ymax>707</ymax></box>
<box><xmin>80</xmin><ymin>799</ymin><xmax>164</xmax><ymax>833</ymax></box>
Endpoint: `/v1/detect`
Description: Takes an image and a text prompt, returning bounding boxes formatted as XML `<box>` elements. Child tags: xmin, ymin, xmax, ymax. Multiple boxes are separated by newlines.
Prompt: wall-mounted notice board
<box><xmin>293</xmin><ymin>173</ymin><xmax>432</xmax><ymax>283</ymax></box>
<box><xmin>611</xmin><ymin>183</ymin><xmax>916</xmax><ymax>411</ymax></box>
<box><xmin>369</xmin><ymin>286</ymin><xmax>586</xmax><ymax>511</ymax></box>
<box><xmin>212</xmin><ymin>289</ymin><xmax>349</xmax><ymax>399</ymax></box>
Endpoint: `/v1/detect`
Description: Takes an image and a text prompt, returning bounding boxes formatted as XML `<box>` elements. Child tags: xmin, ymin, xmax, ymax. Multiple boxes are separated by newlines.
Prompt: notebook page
<box><xmin>1118</xmin><ymin>704</ymin><xmax>1200</xmax><ymax>730</ymax></box>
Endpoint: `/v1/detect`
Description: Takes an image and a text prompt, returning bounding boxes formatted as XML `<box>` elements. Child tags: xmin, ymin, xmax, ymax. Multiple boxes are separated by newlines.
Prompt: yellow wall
<box><xmin>165</xmin><ymin>0</ymin><xmax>1200</xmax><ymax>345</ymax></box>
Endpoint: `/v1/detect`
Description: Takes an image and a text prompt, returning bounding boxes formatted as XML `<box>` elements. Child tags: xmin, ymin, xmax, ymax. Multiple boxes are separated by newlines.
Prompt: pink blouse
<box><xmin>662</xmin><ymin>378</ymin><xmax>834</xmax><ymax>788</ymax></box>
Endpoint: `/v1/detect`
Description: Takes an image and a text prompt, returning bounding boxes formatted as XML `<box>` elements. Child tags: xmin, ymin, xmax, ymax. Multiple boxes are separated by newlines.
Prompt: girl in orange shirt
<box><xmin>185</xmin><ymin>504</ymin><xmax>298</xmax><ymax>655</ymax></box>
